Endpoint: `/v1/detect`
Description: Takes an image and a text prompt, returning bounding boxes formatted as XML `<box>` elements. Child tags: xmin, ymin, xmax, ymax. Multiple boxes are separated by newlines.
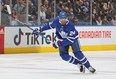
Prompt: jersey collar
<box><xmin>59</xmin><ymin>19</ymin><xmax>69</xmax><ymax>26</ymax></box>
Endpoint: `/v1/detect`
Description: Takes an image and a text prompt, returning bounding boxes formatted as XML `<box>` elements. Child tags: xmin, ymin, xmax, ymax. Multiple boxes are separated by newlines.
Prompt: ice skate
<box><xmin>88</xmin><ymin>66</ymin><xmax>96</xmax><ymax>73</ymax></box>
<box><xmin>78</xmin><ymin>62</ymin><xmax>85</xmax><ymax>73</ymax></box>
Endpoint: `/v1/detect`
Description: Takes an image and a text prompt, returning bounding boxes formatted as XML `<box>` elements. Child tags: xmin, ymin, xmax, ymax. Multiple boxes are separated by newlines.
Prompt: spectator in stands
<box><xmin>73</xmin><ymin>0</ymin><xmax>81</xmax><ymax>20</ymax></box>
<box><xmin>40</xmin><ymin>5</ymin><xmax>48</xmax><ymax>24</ymax></box>
<box><xmin>1</xmin><ymin>4</ymin><xmax>9</xmax><ymax>25</ymax></box>
<box><xmin>10</xmin><ymin>9</ymin><xmax>18</xmax><ymax>25</ymax></box>
<box><xmin>64</xmin><ymin>0</ymin><xmax>73</xmax><ymax>8</ymax></box>
<box><xmin>103</xmin><ymin>3</ymin><xmax>109</xmax><ymax>10</ymax></box>
<box><xmin>28</xmin><ymin>0</ymin><xmax>37</xmax><ymax>21</ymax></box>
<box><xmin>95</xmin><ymin>16</ymin><xmax>103</xmax><ymax>25</ymax></box>
<box><xmin>102</xmin><ymin>16</ymin><xmax>109</xmax><ymax>25</ymax></box>
<box><xmin>63</xmin><ymin>6</ymin><xmax>70</xmax><ymax>16</ymax></box>
<box><xmin>92</xmin><ymin>14</ymin><xmax>96</xmax><ymax>25</ymax></box>
<box><xmin>43</xmin><ymin>0</ymin><xmax>49</xmax><ymax>11</ymax></box>
<box><xmin>45</xmin><ymin>6</ymin><xmax>54</xmax><ymax>22</ymax></box>
<box><xmin>56</xmin><ymin>0</ymin><xmax>64</xmax><ymax>13</ymax></box>
<box><xmin>13</xmin><ymin>0</ymin><xmax>25</xmax><ymax>13</ymax></box>
<box><xmin>92</xmin><ymin>8</ymin><xmax>97</xmax><ymax>15</ymax></box>
<box><xmin>79</xmin><ymin>7</ymin><xmax>89</xmax><ymax>24</ymax></box>
<box><xmin>98</xmin><ymin>10</ymin><xmax>104</xmax><ymax>19</ymax></box>
<box><xmin>110</xmin><ymin>15</ymin><xmax>116</xmax><ymax>25</ymax></box>
<box><xmin>85</xmin><ymin>1</ymin><xmax>90</xmax><ymax>13</ymax></box>
<box><xmin>69</xmin><ymin>12</ymin><xmax>78</xmax><ymax>25</ymax></box>
<box><xmin>1</xmin><ymin>0</ymin><xmax>116</xmax><ymax>25</ymax></box>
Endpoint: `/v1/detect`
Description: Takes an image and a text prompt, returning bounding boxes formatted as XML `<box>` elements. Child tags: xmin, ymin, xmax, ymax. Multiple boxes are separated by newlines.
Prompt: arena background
<box><xmin>0</xmin><ymin>0</ymin><xmax>116</xmax><ymax>54</ymax></box>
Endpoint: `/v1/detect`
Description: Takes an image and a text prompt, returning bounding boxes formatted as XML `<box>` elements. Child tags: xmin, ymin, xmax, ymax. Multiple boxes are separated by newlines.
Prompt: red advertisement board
<box><xmin>0</xmin><ymin>27</ymin><xmax>4</xmax><ymax>54</ymax></box>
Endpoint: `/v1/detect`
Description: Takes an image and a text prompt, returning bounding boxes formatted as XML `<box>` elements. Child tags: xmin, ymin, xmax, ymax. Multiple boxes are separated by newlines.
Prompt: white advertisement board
<box><xmin>77</xmin><ymin>27</ymin><xmax>116</xmax><ymax>45</ymax></box>
<box><xmin>5</xmin><ymin>26</ymin><xmax>116</xmax><ymax>48</ymax></box>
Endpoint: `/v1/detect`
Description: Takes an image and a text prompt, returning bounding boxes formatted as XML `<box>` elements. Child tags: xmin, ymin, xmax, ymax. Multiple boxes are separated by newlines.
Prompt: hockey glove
<box><xmin>32</xmin><ymin>27</ymin><xmax>41</xmax><ymax>36</ymax></box>
<box><xmin>53</xmin><ymin>40</ymin><xmax>62</xmax><ymax>48</ymax></box>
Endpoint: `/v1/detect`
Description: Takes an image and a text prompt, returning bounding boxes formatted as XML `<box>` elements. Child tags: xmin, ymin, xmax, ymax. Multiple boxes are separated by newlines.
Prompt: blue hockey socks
<box><xmin>74</xmin><ymin>51</ymin><xmax>91</xmax><ymax>68</ymax></box>
<box><xmin>60</xmin><ymin>53</ymin><xmax>79</xmax><ymax>65</ymax></box>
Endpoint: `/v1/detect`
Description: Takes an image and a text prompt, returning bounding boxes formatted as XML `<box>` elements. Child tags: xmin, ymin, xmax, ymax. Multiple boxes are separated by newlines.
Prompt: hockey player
<box><xmin>32</xmin><ymin>11</ymin><xmax>96</xmax><ymax>73</ymax></box>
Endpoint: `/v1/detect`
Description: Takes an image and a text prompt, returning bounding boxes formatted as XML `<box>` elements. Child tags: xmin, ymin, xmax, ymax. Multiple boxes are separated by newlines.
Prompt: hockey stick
<box><xmin>5</xmin><ymin>5</ymin><xmax>50</xmax><ymax>41</ymax></box>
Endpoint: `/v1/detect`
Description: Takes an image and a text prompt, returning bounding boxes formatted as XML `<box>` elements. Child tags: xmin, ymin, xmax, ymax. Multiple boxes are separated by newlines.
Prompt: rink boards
<box><xmin>0</xmin><ymin>26</ymin><xmax>116</xmax><ymax>54</ymax></box>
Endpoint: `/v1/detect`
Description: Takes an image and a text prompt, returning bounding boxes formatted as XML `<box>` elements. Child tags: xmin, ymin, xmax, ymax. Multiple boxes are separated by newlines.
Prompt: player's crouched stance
<box><xmin>32</xmin><ymin>11</ymin><xmax>96</xmax><ymax>73</ymax></box>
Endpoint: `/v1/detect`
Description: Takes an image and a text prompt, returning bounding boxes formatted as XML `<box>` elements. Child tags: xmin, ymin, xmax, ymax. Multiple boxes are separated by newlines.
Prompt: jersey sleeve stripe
<box><xmin>49</xmin><ymin>22</ymin><xmax>53</xmax><ymax>29</ymax></box>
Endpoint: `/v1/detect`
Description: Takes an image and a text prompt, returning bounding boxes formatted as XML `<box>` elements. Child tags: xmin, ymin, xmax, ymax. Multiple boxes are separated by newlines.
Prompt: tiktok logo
<box><xmin>14</xmin><ymin>28</ymin><xmax>24</xmax><ymax>46</ymax></box>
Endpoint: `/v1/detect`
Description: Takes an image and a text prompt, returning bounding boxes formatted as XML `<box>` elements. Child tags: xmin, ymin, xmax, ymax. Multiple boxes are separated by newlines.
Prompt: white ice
<box><xmin>0</xmin><ymin>51</ymin><xmax>116</xmax><ymax>79</ymax></box>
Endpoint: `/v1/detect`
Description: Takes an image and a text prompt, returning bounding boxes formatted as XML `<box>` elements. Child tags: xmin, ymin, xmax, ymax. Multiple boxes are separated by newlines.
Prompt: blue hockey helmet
<box><xmin>58</xmin><ymin>11</ymin><xmax>68</xmax><ymax>19</ymax></box>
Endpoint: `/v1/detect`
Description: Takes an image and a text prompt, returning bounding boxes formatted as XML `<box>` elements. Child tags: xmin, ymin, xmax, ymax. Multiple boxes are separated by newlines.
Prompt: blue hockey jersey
<box><xmin>41</xmin><ymin>17</ymin><xmax>78</xmax><ymax>47</ymax></box>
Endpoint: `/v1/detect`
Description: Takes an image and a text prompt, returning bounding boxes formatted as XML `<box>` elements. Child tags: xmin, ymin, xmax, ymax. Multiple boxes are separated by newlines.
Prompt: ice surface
<box><xmin>0</xmin><ymin>51</ymin><xmax>116</xmax><ymax>79</ymax></box>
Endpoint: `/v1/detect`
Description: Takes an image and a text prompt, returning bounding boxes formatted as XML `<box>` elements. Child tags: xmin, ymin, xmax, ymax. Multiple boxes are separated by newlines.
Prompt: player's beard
<box><xmin>60</xmin><ymin>19</ymin><xmax>68</xmax><ymax>26</ymax></box>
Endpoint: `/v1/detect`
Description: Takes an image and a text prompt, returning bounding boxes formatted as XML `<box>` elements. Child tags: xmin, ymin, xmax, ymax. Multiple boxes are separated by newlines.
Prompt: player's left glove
<box><xmin>53</xmin><ymin>40</ymin><xmax>62</xmax><ymax>48</ymax></box>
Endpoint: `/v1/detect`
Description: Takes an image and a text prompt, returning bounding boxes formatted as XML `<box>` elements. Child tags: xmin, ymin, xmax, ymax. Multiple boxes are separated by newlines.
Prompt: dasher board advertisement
<box><xmin>5</xmin><ymin>26</ymin><xmax>116</xmax><ymax>48</ymax></box>
<box><xmin>0</xmin><ymin>27</ymin><xmax>4</xmax><ymax>54</ymax></box>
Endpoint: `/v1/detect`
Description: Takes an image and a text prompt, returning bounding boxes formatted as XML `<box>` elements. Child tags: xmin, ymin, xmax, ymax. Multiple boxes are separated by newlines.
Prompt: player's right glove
<box><xmin>53</xmin><ymin>40</ymin><xmax>62</xmax><ymax>48</ymax></box>
<box><xmin>32</xmin><ymin>27</ymin><xmax>41</xmax><ymax>36</ymax></box>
